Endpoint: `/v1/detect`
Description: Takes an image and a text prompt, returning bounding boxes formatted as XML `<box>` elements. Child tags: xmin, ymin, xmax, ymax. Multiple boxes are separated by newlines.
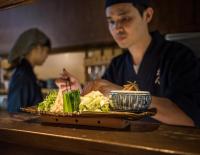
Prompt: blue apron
<box><xmin>103</xmin><ymin>31</ymin><xmax>200</xmax><ymax>127</ymax></box>
<box><xmin>7</xmin><ymin>59</ymin><xmax>42</xmax><ymax>113</ymax></box>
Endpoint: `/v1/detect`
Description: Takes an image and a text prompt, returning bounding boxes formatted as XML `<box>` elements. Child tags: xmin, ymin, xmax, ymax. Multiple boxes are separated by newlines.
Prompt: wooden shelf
<box><xmin>0</xmin><ymin>0</ymin><xmax>34</xmax><ymax>10</ymax></box>
<box><xmin>0</xmin><ymin>88</ymin><xmax>57</xmax><ymax>95</ymax></box>
<box><xmin>0</xmin><ymin>89</ymin><xmax>7</xmax><ymax>95</ymax></box>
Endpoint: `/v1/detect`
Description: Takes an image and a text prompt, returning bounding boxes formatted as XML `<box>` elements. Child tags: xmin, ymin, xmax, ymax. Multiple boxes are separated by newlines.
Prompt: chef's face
<box><xmin>34</xmin><ymin>45</ymin><xmax>49</xmax><ymax>65</ymax></box>
<box><xmin>106</xmin><ymin>3</ymin><xmax>153</xmax><ymax>49</ymax></box>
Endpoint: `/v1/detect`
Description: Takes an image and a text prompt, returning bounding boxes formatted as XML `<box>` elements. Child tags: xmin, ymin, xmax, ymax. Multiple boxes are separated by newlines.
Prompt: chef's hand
<box><xmin>82</xmin><ymin>79</ymin><xmax>122</xmax><ymax>96</ymax></box>
<box><xmin>55</xmin><ymin>68</ymin><xmax>82</xmax><ymax>93</ymax></box>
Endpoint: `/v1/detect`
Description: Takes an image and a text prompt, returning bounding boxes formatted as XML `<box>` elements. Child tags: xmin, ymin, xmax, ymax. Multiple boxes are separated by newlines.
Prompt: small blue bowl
<box><xmin>109</xmin><ymin>90</ymin><xmax>151</xmax><ymax>112</ymax></box>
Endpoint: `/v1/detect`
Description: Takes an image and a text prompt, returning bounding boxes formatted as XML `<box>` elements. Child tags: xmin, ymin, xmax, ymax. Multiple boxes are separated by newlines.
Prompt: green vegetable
<box><xmin>63</xmin><ymin>90</ymin><xmax>80</xmax><ymax>112</ymax></box>
<box><xmin>37</xmin><ymin>90</ymin><xmax>58</xmax><ymax>111</ymax></box>
<box><xmin>101</xmin><ymin>104</ymin><xmax>110</xmax><ymax>112</ymax></box>
<box><xmin>79</xmin><ymin>91</ymin><xmax>111</xmax><ymax>112</ymax></box>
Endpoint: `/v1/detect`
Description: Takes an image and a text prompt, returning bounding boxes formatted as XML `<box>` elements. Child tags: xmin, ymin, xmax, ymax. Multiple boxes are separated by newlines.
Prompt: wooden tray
<box><xmin>21</xmin><ymin>107</ymin><xmax>156</xmax><ymax>129</ymax></box>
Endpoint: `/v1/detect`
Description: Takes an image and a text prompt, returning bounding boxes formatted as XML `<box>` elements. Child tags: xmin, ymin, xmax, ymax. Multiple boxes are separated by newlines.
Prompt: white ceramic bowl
<box><xmin>109</xmin><ymin>90</ymin><xmax>151</xmax><ymax>112</ymax></box>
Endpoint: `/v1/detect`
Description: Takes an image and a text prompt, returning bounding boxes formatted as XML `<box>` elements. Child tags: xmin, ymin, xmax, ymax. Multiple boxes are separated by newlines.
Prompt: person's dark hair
<box><xmin>134</xmin><ymin>3</ymin><xmax>150</xmax><ymax>16</ymax></box>
<box><xmin>36</xmin><ymin>38</ymin><xmax>51</xmax><ymax>53</ymax></box>
<box><xmin>105</xmin><ymin>0</ymin><xmax>151</xmax><ymax>16</ymax></box>
<box><xmin>8</xmin><ymin>28</ymin><xmax>51</xmax><ymax>66</ymax></box>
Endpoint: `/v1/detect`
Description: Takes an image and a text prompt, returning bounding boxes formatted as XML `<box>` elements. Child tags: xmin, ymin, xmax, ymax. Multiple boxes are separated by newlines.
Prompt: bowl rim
<box><xmin>110</xmin><ymin>90</ymin><xmax>150</xmax><ymax>94</ymax></box>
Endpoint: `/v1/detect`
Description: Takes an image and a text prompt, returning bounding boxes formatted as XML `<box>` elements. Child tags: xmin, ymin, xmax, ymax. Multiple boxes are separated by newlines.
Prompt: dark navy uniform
<box><xmin>7</xmin><ymin>59</ymin><xmax>43</xmax><ymax>113</ymax></box>
<box><xmin>102</xmin><ymin>31</ymin><xmax>200</xmax><ymax>127</ymax></box>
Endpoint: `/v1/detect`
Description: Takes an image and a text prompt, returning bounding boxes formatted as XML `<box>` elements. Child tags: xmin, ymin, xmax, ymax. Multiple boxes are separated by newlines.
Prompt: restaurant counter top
<box><xmin>0</xmin><ymin>111</ymin><xmax>200</xmax><ymax>155</ymax></box>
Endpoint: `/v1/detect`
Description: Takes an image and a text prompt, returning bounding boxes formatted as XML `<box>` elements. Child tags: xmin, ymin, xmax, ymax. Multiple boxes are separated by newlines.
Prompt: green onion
<box><xmin>63</xmin><ymin>90</ymin><xmax>80</xmax><ymax>113</ymax></box>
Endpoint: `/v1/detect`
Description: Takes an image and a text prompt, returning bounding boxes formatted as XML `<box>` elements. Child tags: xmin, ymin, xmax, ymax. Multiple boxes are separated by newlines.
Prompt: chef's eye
<box><xmin>107</xmin><ymin>19</ymin><xmax>115</xmax><ymax>25</ymax></box>
<box><xmin>119</xmin><ymin>16</ymin><xmax>132</xmax><ymax>25</ymax></box>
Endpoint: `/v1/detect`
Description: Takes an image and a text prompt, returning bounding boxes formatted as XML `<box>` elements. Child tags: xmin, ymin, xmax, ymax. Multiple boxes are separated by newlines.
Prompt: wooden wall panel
<box><xmin>0</xmin><ymin>0</ymin><xmax>113</xmax><ymax>55</ymax></box>
<box><xmin>150</xmin><ymin>0</ymin><xmax>200</xmax><ymax>33</ymax></box>
<box><xmin>0</xmin><ymin>0</ymin><xmax>200</xmax><ymax>56</ymax></box>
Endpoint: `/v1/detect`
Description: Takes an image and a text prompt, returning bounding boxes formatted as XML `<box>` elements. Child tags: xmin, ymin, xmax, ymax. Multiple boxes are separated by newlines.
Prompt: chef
<box><xmin>57</xmin><ymin>0</ymin><xmax>200</xmax><ymax>127</ymax></box>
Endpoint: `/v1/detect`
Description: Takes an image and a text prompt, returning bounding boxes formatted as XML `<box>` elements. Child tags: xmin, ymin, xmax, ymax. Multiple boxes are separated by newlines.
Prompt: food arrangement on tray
<box><xmin>21</xmin><ymin>81</ymin><xmax>156</xmax><ymax>129</ymax></box>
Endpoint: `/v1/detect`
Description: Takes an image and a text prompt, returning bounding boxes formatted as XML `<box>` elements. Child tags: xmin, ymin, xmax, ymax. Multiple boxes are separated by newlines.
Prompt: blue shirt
<box><xmin>7</xmin><ymin>59</ymin><xmax>42</xmax><ymax>113</ymax></box>
<box><xmin>102</xmin><ymin>31</ymin><xmax>200</xmax><ymax>127</ymax></box>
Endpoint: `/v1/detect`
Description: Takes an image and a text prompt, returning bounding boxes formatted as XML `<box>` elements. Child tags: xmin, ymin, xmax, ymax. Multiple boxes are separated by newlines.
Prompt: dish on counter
<box><xmin>21</xmin><ymin>106</ymin><xmax>156</xmax><ymax>129</ymax></box>
<box><xmin>109</xmin><ymin>90</ymin><xmax>151</xmax><ymax>112</ymax></box>
<box><xmin>20</xmin><ymin>81</ymin><xmax>155</xmax><ymax>129</ymax></box>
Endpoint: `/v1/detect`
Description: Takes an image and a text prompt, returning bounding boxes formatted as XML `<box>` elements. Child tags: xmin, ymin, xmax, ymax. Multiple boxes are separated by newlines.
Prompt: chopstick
<box><xmin>62</xmin><ymin>68</ymin><xmax>71</xmax><ymax>91</ymax></box>
<box><xmin>66</xmin><ymin>77</ymin><xmax>71</xmax><ymax>91</ymax></box>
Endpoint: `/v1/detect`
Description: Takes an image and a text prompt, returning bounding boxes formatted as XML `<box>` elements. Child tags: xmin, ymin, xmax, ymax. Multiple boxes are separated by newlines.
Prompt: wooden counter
<box><xmin>0</xmin><ymin>111</ymin><xmax>200</xmax><ymax>155</ymax></box>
